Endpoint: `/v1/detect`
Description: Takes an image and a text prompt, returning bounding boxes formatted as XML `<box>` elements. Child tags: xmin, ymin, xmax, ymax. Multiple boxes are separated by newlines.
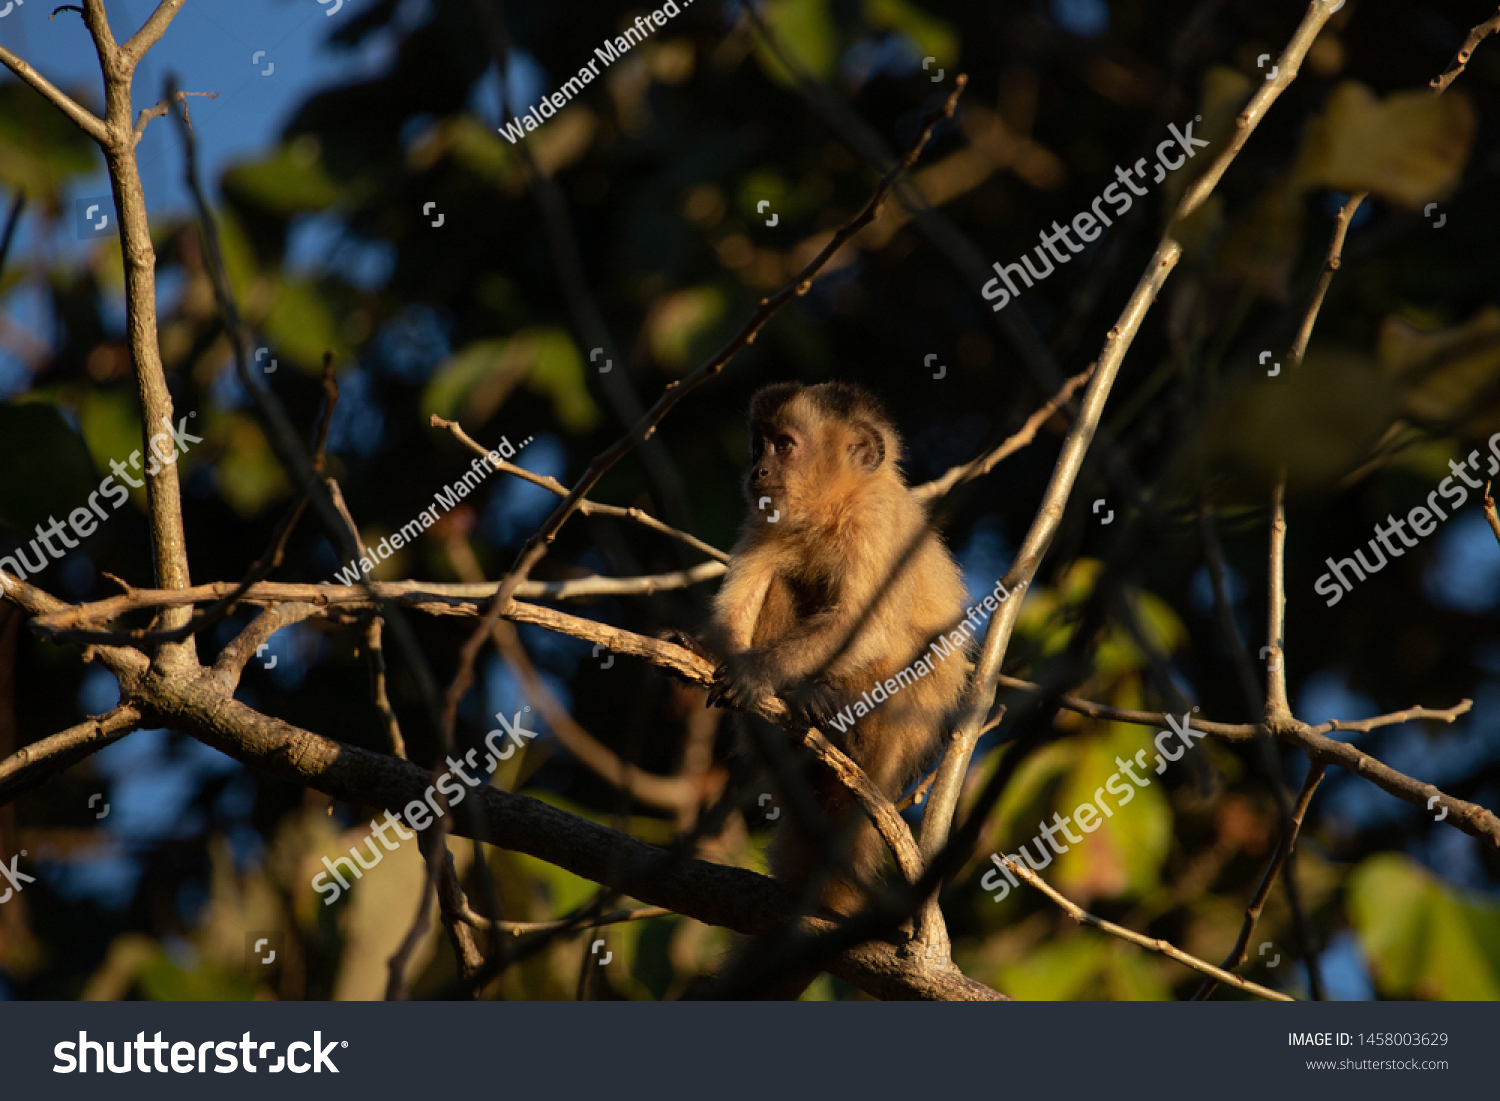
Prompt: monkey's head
<box><xmin>743</xmin><ymin>382</ymin><xmax>903</xmax><ymax>525</ymax></box>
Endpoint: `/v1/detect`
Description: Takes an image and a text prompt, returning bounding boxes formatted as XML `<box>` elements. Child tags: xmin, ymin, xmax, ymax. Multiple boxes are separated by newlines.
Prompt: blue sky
<box><xmin>1</xmin><ymin>0</ymin><xmax>399</xmax><ymax>216</ymax></box>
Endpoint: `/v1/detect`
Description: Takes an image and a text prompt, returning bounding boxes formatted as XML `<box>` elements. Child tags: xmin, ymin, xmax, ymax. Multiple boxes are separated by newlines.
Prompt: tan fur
<box><xmin>707</xmin><ymin>382</ymin><xmax>969</xmax><ymax>918</ymax></box>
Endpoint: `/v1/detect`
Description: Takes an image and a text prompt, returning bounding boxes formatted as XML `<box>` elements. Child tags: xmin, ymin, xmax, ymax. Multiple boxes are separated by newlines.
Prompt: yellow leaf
<box><xmin>646</xmin><ymin>286</ymin><xmax>726</xmax><ymax>371</ymax></box>
<box><xmin>1377</xmin><ymin>307</ymin><xmax>1500</xmax><ymax>434</ymax></box>
<box><xmin>1293</xmin><ymin>82</ymin><xmax>1475</xmax><ymax>208</ymax></box>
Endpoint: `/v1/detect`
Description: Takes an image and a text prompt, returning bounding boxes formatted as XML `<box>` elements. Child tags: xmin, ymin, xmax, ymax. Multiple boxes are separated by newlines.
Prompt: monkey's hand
<box><xmin>706</xmin><ymin>651</ymin><xmax>776</xmax><ymax>714</ymax></box>
<box><xmin>785</xmin><ymin>679</ymin><xmax>849</xmax><ymax>730</ymax></box>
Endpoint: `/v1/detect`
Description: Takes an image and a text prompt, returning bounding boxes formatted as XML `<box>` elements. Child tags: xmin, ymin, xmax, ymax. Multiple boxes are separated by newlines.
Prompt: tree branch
<box><xmin>0</xmin><ymin>706</ymin><xmax>141</xmax><ymax>805</ymax></box>
<box><xmin>997</xmin><ymin>856</ymin><xmax>1294</xmax><ymax>1001</ymax></box>
<box><xmin>913</xmin><ymin>366</ymin><xmax>1094</xmax><ymax>503</ymax></box>
<box><xmin>431</xmin><ymin>415</ymin><xmax>729</xmax><ymax>563</ymax></box>
<box><xmin>119</xmin><ymin>0</ymin><xmax>188</xmax><ymax>67</ymax></box>
<box><xmin>129</xmin><ymin>665</ymin><xmax>999</xmax><ymax>1000</ymax></box>
<box><xmin>1195</xmin><ymin>763</ymin><xmax>1325</xmax><ymax>1000</ymax></box>
<box><xmin>915</xmin><ymin>0</ymin><xmax>1340</xmax><ymax>925</ymax></box>
<box><xmin>1430</xmin><ymin>5</ymin><xmax>1500</xmax><ymax>94</ymax></box>
<box><xmin>0</xmin><ymin>46</ymin><xmax>109</xmax><ymax>144</ymax></box>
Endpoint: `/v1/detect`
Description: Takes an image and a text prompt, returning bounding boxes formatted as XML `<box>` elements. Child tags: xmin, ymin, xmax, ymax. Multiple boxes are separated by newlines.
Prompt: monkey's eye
<box><xmin>773</xmin><ymin>435</ymin><xmax>795</xmax><ymax>454</ymax></box>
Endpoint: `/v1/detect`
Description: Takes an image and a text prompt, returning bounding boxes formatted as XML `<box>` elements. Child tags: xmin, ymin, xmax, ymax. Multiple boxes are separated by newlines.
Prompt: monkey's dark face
<box><xmin>742</xmin><ymin>387</ymin><xmax>900</xmax><ymax>527</ymax></box>
<box><xmin>746</xmin><ymin>419</ymin><xmax>806</xmax><ymax>503</ymax></box>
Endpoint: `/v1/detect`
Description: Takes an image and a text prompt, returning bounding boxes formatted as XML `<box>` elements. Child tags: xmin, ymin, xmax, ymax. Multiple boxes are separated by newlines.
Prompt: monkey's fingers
<box><xmin>788</xmin><ymin>681</ymin><xmax>848</xmax><ymax>729</ymax></box>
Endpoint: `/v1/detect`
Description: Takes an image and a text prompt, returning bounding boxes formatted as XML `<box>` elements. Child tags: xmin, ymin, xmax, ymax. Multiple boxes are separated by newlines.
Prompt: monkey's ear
<box><xmin>847</xmin><ymin>419</ymin><xmax>886</xmax><ymax>472</ymax></box>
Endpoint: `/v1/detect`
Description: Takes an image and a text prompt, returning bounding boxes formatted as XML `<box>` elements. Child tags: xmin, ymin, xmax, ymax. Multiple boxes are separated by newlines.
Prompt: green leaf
<box><xmin>1348</xmin><ymin>854</ymin><xmax>1500</xmax><ymax>1000</ymax></box>
<box><xmin>752</xmin><ymin>0</ymin><xmax>839</xmax><ymax>84</ymax></box>
<box><xmin>424</xmin><ymin>329</ymin><xmax>600</xmax><ymax>432</ymax></box>
<box><xmin>212</xmin><ymin>413</ymin><xmax>290</xmax><ymax>517</ymax></box>
<box><xmin>0</xmin><ymin>84</ymin><xmax>99</xmax><ymax>204</ymax></box>
<box><xmin>222</xmin><ymin>136</ymin><xmax>346</xmax><ymax>215</ymax></box>
<box><xmin>262</xmin><ymin>278</ymin><xmax>351</xmax><ymax>371</ymax></box>
<box><xmin>863</xmin><ymin>0</ymin><xmax>959</xmax><ymax>68</ymax></box>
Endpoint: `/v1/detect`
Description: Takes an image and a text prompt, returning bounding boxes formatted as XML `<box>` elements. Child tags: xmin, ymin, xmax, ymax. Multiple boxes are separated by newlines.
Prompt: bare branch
<box><xmin>1320</xmin><ymin>702</ymin><xmax>1473</xmax><ymax>735</ymax></box>
<box><xmin>1276</xmin><ymin>712</ymin><xmax>1497</xmax><ymax>847</ymax></box>
<box><xmin>29</xmin><ymin>569</ymin><xmax>724</xmax><ymax>646</ymax></box>
<box><xmin>917</xmin><ymin>0</ymin><xmax>1340</xmax><ymax>892</ymax></box>
<box><xmin>363</xmin><ymin>617</ymin><xmax>406</xmax><ymax>760</ymax></box>
<box><xmin>134</xmin><ymin>89</ymin><xmax>215</xmax><ymax>143</ymax></box>
<box><xmin>428</xmin><ymin>836</ymin><xmax>484</xmax><ymax>988</ymax></box>
<box><xmin>913</xmin><ymin>366</ymin><xmax>1095</xmax><ymax>503</ymax></box>
<box><xmin>1195</xmin><ymin>763</ymin><xmax>1326</xmax><ymax>1000</ymax></box>
<box><xmin>1430</xmin><ymin>5</ymin><xmax>1500</xmax><ymax>94</ymax></box>
<box><xmin>0</xmin><ymin>46</ymin><xmax>109</xmax><ymax>144</ymax></box>
<box><xmin>0</xmin><ymin>569</ymin><xmax>149</xmax><ymax>681</ymax></box>
<box><xmin>997</xmin><ymin>856</ymin><xmax>1293</xmax><ymax>1001</ymax></box>
<box><xmin>0</xmin><ymin>706</ymin><xmax>141</xmax><ymax>805</ymax></box>
<box><xmin>431</xmin><ymin>415</ymin><xmax>729</xmax><ymax>563</ymax></box>
<box><xmin>1265</xmin><ymin>480</ymin><xmax>1292</xmax><ymax>721</ymax></box>
<box><xmin>119</xmin><ymin>0</ymin><xmax>188</xmax><ymax>67</ymax></box>
<box><xmin>211</xmin><ymin>603</ymin><xmax>323</xmax><ymax>684</ymax></box>
<box><xmin>482</xmin><ymin>905</ymin><xmax>672</xmax><ymax>936</ymax></box>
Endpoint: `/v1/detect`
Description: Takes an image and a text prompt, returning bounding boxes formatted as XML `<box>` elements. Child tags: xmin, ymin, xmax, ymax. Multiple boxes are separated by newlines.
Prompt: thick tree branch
<box><xmin>0</xmin><ymin>706</ymin><xmax>141</xmax><ymax>805</ymax></box>
<box><xmin>128</xmin><ymin>665</ymin><xmax>998</xmax><ymax>1000</ymax></box>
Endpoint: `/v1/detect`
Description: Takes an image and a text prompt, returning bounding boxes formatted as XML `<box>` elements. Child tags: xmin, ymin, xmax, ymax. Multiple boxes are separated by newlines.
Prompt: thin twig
<box><xmin>1430</xmin><ymin>6</ymin><xmax>1500</xmax><ymax>94</ymax></box>
<box><xmin>478</xmin><ymin>905</ymin><xmax>672</xmax><ymax>936</ymax></box>
<box><xmin>364</xmin><ymin>616</ymin><xmax>406</xmax><ymax>759</ymax></box>
<box><xmin>913</xmin><ymin>366</ymin><xmax>1095</xmax><ymax>502</ymax></box>
<box><xmin>998</xmin><ymin>856</ymin><xmax>1294</xmax><ymax>1001</ymax></box>
<box><xmin>431</xmin><ymin>415</ymin><xmax>728</xmax><ymax>563</ymax></box>
<box><xmin>1195</xmin><ymin>763</ymin><xmax>1326</xmax><ymax>1000</ymax></box>
<box><xmin>133</xmin><ymin>89</ymin><xmax>215</xmax><ymax>143</ymax></box>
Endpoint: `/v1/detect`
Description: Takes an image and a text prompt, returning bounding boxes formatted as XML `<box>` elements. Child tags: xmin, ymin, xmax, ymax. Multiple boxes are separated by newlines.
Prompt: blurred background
<box><xmin>1</xmin><ymin>0</ymin><xmax>1498</xmax><ymax>1000</ymax></box>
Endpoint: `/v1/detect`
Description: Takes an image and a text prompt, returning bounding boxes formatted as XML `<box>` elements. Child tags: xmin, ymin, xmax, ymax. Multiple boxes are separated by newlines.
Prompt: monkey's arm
<box><xmin>754</xmin><ymin>521</ymin><xmax>925</xmax><ymax>685</ymax></box>
<box><xmin>706</xmin><ymin>541</ymin><xmax>778</xmax><ymax>655</ymax></box>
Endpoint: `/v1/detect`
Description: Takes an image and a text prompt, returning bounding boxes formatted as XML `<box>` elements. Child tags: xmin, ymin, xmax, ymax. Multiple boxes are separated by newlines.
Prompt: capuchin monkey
<box><xmin>705</xmin><ymin>381</ymin><xmax>969</xmax><ymax>923</ymax></box>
